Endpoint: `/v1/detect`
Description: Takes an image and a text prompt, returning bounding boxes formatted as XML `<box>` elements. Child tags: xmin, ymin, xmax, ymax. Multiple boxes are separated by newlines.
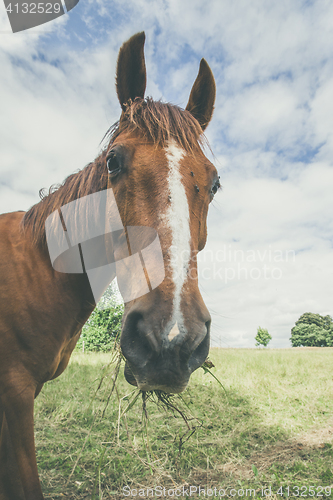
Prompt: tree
<box><xmin>290</xmin><ymin>313</ymin><xmax>333</xmax><ymax>347</ymax></box>
<box><xmin>255</xmin><ymin>327</ymin><xmax>272</xmax><ymax>347</ymax></box>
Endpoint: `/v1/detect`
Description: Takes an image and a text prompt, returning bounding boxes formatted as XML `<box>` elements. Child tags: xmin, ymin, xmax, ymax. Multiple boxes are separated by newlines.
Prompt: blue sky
<box><xmin>1</xmin><ymin>0</ymin><xmax>333</xmax><ymax>347</ymax></box>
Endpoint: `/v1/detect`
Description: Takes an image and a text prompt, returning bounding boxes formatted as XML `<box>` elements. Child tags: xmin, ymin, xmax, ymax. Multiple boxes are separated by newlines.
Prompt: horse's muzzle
<box><xmin>121</xmin><ymin>309</ymin><xmax>211</xmax><ymax>393</ymax></box>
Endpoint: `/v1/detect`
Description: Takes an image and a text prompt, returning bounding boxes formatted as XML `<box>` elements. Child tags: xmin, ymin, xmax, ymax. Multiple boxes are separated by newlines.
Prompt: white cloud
<box><xmin>219</xmin><ymin>80</ymin><xmax>302</xmax><ymax>150</ymax></box>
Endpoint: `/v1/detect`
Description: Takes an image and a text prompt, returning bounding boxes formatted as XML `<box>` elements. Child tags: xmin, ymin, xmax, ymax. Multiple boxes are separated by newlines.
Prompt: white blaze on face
<box><xmin>168</xmin><ymin>321</ymin><xmax>180</xmax><ymax>341</ymax></box>
<box><xmin>164</xmin><ymin>141</ymin><xmax>191</xmax><ymax>339</ymax></box>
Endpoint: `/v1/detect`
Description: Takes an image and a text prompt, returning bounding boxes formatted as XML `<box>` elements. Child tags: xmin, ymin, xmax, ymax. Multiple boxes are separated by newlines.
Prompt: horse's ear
<box><xmin>116</xmin><ymin>32</ymin><xmax>147</xmax><ymax>111</ymax></box>
<box><xmin>186</xmin><ymin>58</ymin><xmax>216</xmax><ymax>131</ymax></box>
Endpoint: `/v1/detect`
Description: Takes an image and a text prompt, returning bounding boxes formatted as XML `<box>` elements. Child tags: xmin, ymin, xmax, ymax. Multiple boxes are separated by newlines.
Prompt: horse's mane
<box><xmin>22</xmin><ymin>98</ymin><xmax>205</xmax><ymax>246</ymax></box>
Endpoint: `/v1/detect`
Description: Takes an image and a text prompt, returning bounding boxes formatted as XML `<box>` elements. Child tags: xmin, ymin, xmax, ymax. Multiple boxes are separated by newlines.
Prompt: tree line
<box><xmin>255</xmin><ymin>313</ymin><xmax>333</xmax><ymax>348</ymax></box>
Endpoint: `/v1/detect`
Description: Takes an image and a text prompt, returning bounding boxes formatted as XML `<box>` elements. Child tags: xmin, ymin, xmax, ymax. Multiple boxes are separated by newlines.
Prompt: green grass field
<box><xmin>34</xmin><ymin>348</ymin><xmax>333</xmax><ymax>499</ymax></box>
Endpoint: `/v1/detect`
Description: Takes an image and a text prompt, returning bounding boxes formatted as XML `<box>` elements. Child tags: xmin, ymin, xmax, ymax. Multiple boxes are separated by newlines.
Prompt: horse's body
<box><xmin>0</xmin><ymin>33</ymin><xmax>218</xmax><ymax>499</ymax></box>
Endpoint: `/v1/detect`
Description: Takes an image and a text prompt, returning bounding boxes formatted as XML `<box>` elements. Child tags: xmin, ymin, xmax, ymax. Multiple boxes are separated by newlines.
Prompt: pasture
<box><xmin>35</xmin><ymin>348</ymin><xmax>333</xmax><ymax>499</ymax></box>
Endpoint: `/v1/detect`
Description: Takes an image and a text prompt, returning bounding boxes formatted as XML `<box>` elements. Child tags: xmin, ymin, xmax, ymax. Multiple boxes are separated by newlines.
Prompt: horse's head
<box><xmin>108</xmin><ymin>33</ymin><xmax>219</xmax><ymax>393</ymax></box>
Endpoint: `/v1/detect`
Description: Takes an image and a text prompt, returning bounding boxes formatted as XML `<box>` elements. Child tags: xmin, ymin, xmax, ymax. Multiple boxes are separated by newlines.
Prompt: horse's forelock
<box><xmin>108</xmin><ymin>98</ymin><xmax>207</xmax><ymax>154</ymax></box>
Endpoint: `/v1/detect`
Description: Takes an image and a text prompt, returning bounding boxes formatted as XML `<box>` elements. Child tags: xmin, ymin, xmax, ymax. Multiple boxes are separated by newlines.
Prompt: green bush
<box><xmin>76</xmin><ymin>283</ymin><xmax>124</xmax><ymax>352</ymax></box>
<box><xmin>76</xmin><ymin>304</ymin><xmax>124</xmax><ymax>352</ymax></box>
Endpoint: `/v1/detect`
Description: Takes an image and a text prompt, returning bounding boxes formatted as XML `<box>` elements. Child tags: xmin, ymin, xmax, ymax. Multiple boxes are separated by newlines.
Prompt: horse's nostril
<box><xmin>120</xmin><ymin>311</ymin><xmax>159</xmax><ymax>369</ymax></box>
<box><xmin>124</xmin><ymin>362</ymin><xmax>137</xmax><ymax>386</ymax></box>
<box><xmin>188</xmin><ymin>321</ymin><xmax>210</xmax><ymax>373</ymax></box>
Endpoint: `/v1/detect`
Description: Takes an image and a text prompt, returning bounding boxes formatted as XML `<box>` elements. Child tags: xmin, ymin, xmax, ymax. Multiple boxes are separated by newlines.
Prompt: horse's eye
<box><xmin>211</xmin><ymin>178</ymin><xmax>221</xmax><ymax>196</ymax></box>
<box><xmin>106</xmin><ymin>150</ymin><xmax>122</xmax><ymax>177</ymax></box>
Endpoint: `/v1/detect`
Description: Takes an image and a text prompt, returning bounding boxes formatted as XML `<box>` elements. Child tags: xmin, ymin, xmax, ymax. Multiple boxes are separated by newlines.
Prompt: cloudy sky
<box><xmin>1</xmin><ymin>0</ymin><xmax>332</xmax><ymax>348</ymax></box>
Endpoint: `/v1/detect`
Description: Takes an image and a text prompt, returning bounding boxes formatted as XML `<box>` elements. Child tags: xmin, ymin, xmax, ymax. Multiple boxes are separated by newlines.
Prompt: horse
<box><xmin>0</xmin><ymin>32</ymin><xmax>219</xmax><ymax>499</ymax></box>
